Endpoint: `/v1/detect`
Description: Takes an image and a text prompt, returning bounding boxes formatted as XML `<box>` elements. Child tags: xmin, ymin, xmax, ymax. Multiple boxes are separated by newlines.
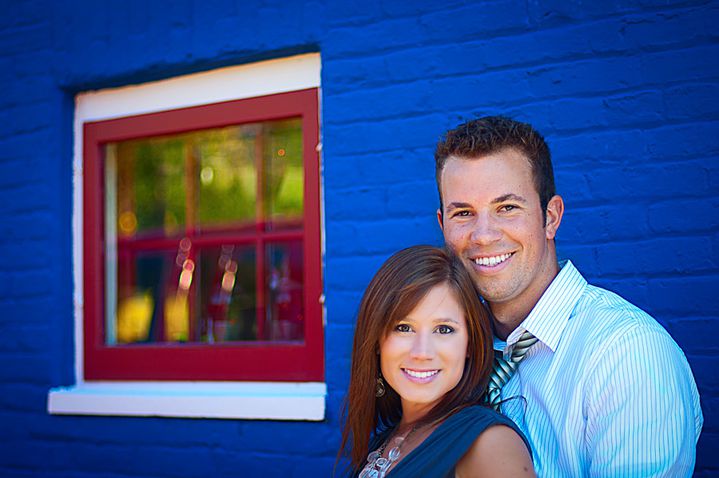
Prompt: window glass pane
<box><xmin>109</xmin><ymin>241</ymin><xmax>260</xmax><ymax>345</ymax></box>
<box><xmin>196</xmin><ymin>126</ymin><xmax>257</xmax><ymax>231</ymax></box>
<box><xmin>108</xmin><ymin>241</ymin><xmax>308</xmax><ymax>345</ymax></box>
<box><xmin>114</xmin><ymin>138</ymin><xmax>187</xmax><ymax>238</ymax></box>
<box><xmin>265</xmin><ymin>241</ymin><xmax>304</xmax><ymax>342</ymax></box>
<box><xmin>113</xmin><ymin>249</ymin><xmax>180</xmax><ymax>345</ymax></box>
<box><xmin>263</xmin><ymin>119</ymin><xmax>304</xmax><ymax>231</ymax></box>
<box><xmin>108</xmin><ymin>118</ymin><xmax>304</xmax><ymax>237</ymax></box>
<box><xmin>104</xmin><ymin>118</ymin><xmax>306</xmax><ymax>347</ymax></box>
<box><xmin>198</xmin><ymin>244</ymin><xmax>257</xmax><ymax>342</ymax></box>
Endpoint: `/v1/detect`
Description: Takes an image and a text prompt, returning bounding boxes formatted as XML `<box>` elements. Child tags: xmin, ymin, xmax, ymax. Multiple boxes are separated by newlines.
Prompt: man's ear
<box><xmin>545</xmin><ymin>195</ymin><xmax>564</xmax><ymax>240</ymax></box>
<box><xmin>437</xmin><ymin>208</ymin><xmax>444</xmax><ymax>232</ymax></box>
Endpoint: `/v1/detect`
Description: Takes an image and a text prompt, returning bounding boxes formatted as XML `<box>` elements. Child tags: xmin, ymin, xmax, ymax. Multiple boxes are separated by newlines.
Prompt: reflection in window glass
<box><xmin>265</xmin><ymin>241</ymin><xmax>304</xmax><ymax>341</ymax></box>
<box><xmin>114</xmin><ymin>249</ymin><xmax>177</xmax><ymax>344</ymax></box>
<box><xmin>264</xmin><ymin>121</ymin><xmax>304</xmax><ymax>231</ymax></box>
<box><xmin>196</xmin><ymin>126</ymin><xmax>258</xmax><ymax>230</ymax></box>
<box><xmin>199</xmin><ymin>245</ymin><xmax>257</xmax><ymax>342</ymax></box>
<box><xmin>104</xmin><ymin>118</ymin><xmax>305</xmax><ymax>346</ymax></box>
<box><xmin>115</xmin><ymin>138</ymin><xmax>187</xmax><ymax>237</ymax></box>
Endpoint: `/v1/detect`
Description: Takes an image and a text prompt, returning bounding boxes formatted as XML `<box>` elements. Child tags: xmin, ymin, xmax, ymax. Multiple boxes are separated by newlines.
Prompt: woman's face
<box><xmin>379</xmin><ymin>283</ymin><xmax>469</xmax><ymax>419</ymax></box>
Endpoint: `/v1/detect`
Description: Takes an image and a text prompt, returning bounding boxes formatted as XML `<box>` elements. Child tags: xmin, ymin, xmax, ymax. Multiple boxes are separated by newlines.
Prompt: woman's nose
<box><xmin>409</xmin><ymin>332</ymin><xmax>435</xmax><ymax>360</ymax></box>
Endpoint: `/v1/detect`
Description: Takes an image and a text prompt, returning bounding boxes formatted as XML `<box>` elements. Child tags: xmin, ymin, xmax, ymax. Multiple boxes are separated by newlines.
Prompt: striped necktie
<box><xmin>485</xmin><ymin>331</ymin><xmax>538</xmax><ymax>411</ymax></box>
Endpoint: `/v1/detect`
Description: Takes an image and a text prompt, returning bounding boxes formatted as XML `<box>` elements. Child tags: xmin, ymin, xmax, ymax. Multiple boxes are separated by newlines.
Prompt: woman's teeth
<box><xmin>404</xmin><ymin>369</ymin><xmax>439</xmax><ymax>379</ymax></box>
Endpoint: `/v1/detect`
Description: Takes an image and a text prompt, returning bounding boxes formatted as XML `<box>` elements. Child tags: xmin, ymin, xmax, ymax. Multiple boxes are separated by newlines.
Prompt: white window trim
<box><xmin>48</xmin><ymin>53</ymin><xmax>326</xmax><ymax>421</ymax></box>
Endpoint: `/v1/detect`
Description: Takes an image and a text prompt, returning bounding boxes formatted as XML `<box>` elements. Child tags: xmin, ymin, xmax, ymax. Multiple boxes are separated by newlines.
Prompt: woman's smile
<box><xmin>402</xmin><ymin>368</ymin><xmax>440</xmax><ymax>382</ymax></box>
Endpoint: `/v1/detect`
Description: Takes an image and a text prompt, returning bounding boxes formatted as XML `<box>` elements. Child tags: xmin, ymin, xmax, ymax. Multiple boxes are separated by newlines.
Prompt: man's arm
<box><xmin>584</xmin><ymin>325</ymin><xmax>702</xmax><ymax>477</ymax></box>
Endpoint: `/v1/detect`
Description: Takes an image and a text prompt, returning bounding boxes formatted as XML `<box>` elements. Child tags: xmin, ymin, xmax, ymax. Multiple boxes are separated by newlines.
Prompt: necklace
<box><xmin>359</xmin><ymin>423</ymin><xmax>420</xmax><ymax>478</ymax></box>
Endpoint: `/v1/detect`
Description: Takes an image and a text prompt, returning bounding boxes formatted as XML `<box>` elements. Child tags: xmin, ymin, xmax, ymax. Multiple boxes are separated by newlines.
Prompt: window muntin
<box><xmin>83</xmin><ymin>88</ymin><xmax>322</xmax><ymax>381</ymax></box>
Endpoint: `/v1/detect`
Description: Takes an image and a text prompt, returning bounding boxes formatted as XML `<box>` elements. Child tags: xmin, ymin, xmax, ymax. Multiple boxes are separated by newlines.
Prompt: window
<box><xmin>83</xmin><ymin>86</ymin><xmax>322</xmax><ymax>382</ymax></box>
<box><xmin>49</xmin><ymin>55</ymin><xmax>325</xmax><ymax>420</ymax></box>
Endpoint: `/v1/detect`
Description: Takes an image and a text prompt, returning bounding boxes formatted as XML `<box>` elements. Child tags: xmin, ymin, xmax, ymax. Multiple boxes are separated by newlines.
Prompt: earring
<box><xmin>376</xmin><ymin>376</ymin><xmax>386</xmax><ymax>398</ymax></box>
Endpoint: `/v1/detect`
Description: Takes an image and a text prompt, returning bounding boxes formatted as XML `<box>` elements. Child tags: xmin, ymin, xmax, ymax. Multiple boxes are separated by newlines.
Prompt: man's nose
<box><xmin>469</xmin><ymin>211</ymin><xmax>502</xmax><ymax>245</ymax></box>
<box><xmin>409</xmin><ymin>332</ymin><xmax>435</xmax><ymax>360</ymax></box>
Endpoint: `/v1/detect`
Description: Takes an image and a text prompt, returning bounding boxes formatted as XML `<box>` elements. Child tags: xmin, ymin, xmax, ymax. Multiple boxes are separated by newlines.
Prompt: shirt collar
<box><xmin>495</xmin><ymin>260</ymin><xmax>587</xmax><ymax>353</ymax></box>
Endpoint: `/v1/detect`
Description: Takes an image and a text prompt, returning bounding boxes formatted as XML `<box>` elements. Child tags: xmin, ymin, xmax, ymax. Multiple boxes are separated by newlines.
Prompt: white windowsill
<box><xmin>48</xmin><ymin>381</ymin><xmax>326</xmax><ymax>420</ymax></box>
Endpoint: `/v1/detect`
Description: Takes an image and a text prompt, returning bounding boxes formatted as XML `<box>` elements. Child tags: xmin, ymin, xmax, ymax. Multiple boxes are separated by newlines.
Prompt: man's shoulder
<box><xmin>570</xmin><ymin>282</ymin><xmax>671</xmax><ymax>344</ymax></box>
<box><xmin>565</xmin><ymin>282</ymin><xmax>697</xmax><ymax>396</ymax></box>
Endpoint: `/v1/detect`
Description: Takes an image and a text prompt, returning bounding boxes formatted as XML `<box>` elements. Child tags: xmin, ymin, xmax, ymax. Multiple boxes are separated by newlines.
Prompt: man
<box><xmin>435</xmin><ymin>116</ymin><xmax>703</xmax><ymax>476</ymax></box>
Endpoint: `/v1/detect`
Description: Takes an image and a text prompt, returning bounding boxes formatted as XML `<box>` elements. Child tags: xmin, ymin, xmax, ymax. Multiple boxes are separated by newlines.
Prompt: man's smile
<box><xmin>473</xmin><ymin>252</ymin><xmax>514</xmax><ymax>267</ymax></box>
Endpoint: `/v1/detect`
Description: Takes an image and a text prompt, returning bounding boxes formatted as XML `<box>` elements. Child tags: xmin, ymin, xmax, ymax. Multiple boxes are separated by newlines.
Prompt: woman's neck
<box><xmin>399</xmin><ymin>400</ymin><xmax>436</xmax><ymax>425</ymax></box>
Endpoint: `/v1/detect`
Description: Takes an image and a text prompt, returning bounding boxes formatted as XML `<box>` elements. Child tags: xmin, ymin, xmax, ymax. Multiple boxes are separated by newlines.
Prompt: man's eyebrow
<box><xmin>445</xmin><ymin>201</ymin><xmax>473</xmax><ymax>210</ymax></box>
<box><xmin>492</xmin><ymin>193</ymin><xmax>527</xmax><ymax>204</ymax></box>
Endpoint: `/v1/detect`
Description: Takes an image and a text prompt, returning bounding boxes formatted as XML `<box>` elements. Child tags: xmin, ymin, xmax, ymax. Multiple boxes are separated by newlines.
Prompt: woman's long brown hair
<box><xmin>338</xmin><ymin>245</ymin><xmax>494</xmax><ymax>473</ymax></box>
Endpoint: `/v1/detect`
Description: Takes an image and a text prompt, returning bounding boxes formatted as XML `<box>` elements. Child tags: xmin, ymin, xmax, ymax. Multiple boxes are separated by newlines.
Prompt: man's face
<box><xmin>438</xmin><ymin>148</ymin><xmax>562</xmax><ymax>316</ymax></box>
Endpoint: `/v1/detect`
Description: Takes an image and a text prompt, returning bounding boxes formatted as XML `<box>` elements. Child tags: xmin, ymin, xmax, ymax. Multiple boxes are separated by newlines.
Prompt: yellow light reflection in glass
<box><xmin>118</xmin><ymin>211</ymin><xmax>138</xmax><ymax>235</ymax></box>
<box><xmin>116</xmin><ymin>292</ymin><xmax>153</xmax><ymax>343</ymax></box>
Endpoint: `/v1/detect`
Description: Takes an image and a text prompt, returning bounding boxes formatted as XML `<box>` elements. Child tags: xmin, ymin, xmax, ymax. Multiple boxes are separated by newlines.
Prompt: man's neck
<box><xmin>491</xmin><ymin>310</ymin><xmax>525</xmax><ymax>341</ymax></box>
<box><xmin>490</xmin><ymin>260</ymin><xmax>560</xmax><ymax>341</ymax></box>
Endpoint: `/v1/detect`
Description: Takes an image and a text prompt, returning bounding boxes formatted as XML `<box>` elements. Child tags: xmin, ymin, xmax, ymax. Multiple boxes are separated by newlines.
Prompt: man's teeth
<box><xmin>474</xmin><ymin>253</ymin><xmax>512</xmax><ymax>267</ymax></box>
<box><xmin>404</xmin><ymin>369</ymin><xmax>439</xmax><ymax>379</ymax></box>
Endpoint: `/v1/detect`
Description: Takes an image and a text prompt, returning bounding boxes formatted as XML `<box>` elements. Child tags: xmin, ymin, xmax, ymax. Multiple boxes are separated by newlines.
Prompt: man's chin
<box><xmin>475</xmin><ymin>283</ymin><xmax>512</xmax><ymax>305</ymax></box>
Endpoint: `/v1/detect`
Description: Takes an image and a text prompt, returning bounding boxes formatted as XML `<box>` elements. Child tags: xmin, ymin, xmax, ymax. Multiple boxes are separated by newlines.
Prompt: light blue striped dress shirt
<box><xmin>494</xmin><ymin>261</ymin><xmax>703</xmax><ymax>477</ymax></box>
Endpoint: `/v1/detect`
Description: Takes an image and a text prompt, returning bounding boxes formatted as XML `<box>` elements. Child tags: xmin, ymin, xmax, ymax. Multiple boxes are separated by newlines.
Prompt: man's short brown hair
<box><xmin>435</xmin><ymin>116</ymin><xmax>556</xmax><ymax>214</ymax></box>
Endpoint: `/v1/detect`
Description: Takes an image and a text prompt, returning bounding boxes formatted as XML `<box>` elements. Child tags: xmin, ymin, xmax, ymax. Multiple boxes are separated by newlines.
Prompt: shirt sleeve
<box><xmin>584</xmin><ymin>324</ymin><xmax>702</xmax><ymax>477</ymax></box>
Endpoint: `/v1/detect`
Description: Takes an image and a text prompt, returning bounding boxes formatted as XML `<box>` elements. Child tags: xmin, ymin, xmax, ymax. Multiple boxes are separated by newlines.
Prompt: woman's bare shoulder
<box><xmin>454</xmin><ymin>424</ymin><xmax>535</xmax><ymax>478</ymax></box>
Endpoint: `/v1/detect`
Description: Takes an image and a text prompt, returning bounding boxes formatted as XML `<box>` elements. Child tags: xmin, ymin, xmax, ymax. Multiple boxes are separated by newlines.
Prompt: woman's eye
<box><xmin>395</xmin><ymin>324</ymin><xmax>412</xmax><ymax>333</ymax></box>
<box><xmin>436</xmin><ymin>325</ymin><xmax>454</xmax><ymax>334</ymax></box>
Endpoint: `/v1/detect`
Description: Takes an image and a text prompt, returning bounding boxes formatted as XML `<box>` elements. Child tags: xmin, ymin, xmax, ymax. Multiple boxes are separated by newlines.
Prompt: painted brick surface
<box><xmin>1</xmin><ymin>0</ymin><xmax>717</xmax><ymax>476</ymax></box>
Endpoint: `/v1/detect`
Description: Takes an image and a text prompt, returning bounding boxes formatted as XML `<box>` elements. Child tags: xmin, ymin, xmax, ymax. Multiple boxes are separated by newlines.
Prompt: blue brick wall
<box><xmin>1</xmin><ymin>0</ymin><xmax>717</xmax><ymax>476</ymax></box>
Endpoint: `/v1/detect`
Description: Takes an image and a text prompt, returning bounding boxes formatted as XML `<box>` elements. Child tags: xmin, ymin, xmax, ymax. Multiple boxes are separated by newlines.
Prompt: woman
<box><xmin>339</xmin><ymin>246</ymin><xmax>534</xmax><ymax>477</ymax></box>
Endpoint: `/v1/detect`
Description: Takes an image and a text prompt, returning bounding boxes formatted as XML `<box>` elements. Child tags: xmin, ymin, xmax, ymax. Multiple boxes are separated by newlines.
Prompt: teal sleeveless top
<box><xmin>356</xmin><ymin>405</ymin><xmax>531</xmax><ymax>478</ymax></box>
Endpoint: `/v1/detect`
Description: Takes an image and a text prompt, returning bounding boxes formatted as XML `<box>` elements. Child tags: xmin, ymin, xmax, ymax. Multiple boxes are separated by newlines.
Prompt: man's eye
<box><xmin>436</xmin><ymin>325</ymin><xmax>454</xmax><ymax>334</ymax></box>
<box><xmin>452</xmin><ymin>210</ymin><xmax>471</xmax><ymax>218</ymax></box>
<box><xmin>395</xmin><ymin>324</ymin><xmax>412</xmax><ymax>333</ymax></box>
<box><xmin>500</xmin><ymin>204</ymin><xmax>517</xmax><ymax>212</ymax></box>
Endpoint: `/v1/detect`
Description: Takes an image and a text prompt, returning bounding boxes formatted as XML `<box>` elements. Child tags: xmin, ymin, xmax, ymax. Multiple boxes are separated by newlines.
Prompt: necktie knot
<box><xmin>485</xmin><ymin>331</ymin><xmax>538</xmax><ymax>411</ymax></box>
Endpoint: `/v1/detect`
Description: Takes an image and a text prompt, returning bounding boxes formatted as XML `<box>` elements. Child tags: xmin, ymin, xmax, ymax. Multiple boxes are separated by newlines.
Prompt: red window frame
<box><xmin>82</xmin><ymin>88</ymin><xmax>323</xmax><ymax>381</ymax></box>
